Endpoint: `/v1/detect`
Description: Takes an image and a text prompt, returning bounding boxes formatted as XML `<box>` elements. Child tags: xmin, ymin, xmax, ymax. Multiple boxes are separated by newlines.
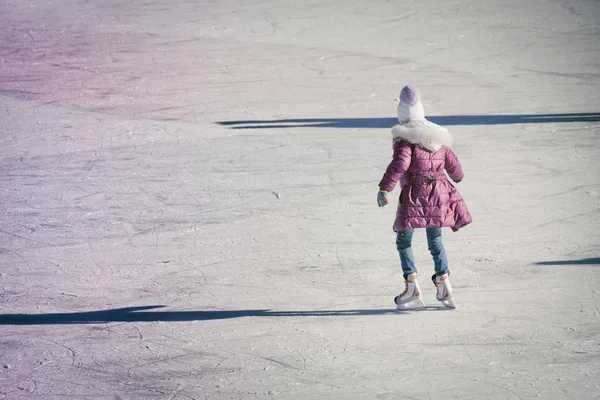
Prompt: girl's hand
<box><xmin>377</xmin><ymin>190</ymin><xmax>389</xmax><ymax>207</ymax></box>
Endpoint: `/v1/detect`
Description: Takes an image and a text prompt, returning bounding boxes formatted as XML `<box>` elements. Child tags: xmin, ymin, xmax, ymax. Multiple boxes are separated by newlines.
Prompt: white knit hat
<box><xmin>397</xmin><ymin>85</ymin><xmax>425</xmax><ymax>122</ymax></box>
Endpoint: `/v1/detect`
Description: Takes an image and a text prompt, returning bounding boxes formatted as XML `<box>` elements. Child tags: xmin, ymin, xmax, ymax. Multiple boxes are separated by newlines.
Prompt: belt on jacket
<box><xmin>409</xmin><ymin>173</ymin><xmax>447</xmax><ymax>185</ymax></box>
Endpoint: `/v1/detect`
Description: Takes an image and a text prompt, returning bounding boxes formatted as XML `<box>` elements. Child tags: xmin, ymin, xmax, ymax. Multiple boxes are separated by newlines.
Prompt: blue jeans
<box><xmin>396</xmin><ymin>228</ymin><xmax>449</xmax><ymax>278</ymax></box>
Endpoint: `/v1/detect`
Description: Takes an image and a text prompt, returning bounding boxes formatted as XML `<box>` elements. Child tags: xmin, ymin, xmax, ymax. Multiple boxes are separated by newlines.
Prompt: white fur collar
<box><xmin>391</xmin><ymin>119</ymin><xmax>453</xmax><ymax>152</ymax></box>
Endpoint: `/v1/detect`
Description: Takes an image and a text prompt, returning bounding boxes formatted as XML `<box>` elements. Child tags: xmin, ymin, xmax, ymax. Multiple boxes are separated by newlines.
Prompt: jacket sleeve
<box><xmin>378</xmin><ymin>141</ymin><xmax>412</xmax><ymax>192</ymax></box>
<box><xmin>444</xmin><ymin>148</ymin><xmax>465</xmax><ymax>182</ymax></box>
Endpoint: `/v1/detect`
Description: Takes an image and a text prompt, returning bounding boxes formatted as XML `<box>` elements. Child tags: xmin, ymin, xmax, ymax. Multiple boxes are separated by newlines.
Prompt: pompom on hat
<box><xmin>397</xmin><ymin>85</ymin><xmax>425</xmax><ymax>122</ymax></box>
<box><xmin>400</xmin><ymin>85</ymin><xmax>421</xmax><ymax>106</ymax></box>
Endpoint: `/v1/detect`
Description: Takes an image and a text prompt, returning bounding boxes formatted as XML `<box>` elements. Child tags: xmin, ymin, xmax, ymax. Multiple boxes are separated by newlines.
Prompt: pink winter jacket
<box><xmin>379</xmin><ymin>121</ymin><xmax>472</xmax><ymax>232</ymax></box>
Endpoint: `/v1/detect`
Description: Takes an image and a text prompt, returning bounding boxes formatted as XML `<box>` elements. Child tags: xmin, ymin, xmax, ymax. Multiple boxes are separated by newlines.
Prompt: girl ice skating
<box><xmin>377</xmin><ymin>85</ymin><xmax>472</xmax><ymax>310</ymax></box>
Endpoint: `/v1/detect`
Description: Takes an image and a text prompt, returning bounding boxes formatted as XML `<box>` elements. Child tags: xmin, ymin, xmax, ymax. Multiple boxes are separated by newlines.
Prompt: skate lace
<box><xmin>435</xmin><ymin>279</ymin><xmax>450</xmax><ymax>298</ymax></box>
<box><xmin>400</xmin><ymin>280</ymin><xmax>410</xmax><ymax>297</ymax></box>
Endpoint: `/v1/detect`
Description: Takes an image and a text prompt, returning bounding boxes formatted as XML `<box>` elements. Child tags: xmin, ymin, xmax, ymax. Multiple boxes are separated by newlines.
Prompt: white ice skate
<box><xmin>394</xmin><ymin>273</ymin><xmax>426</xmax><ymax>310</ymax></box>
<box><xmin>432</xmin><ymin>274</ymin><xmax>455</xmax><ymax>309</ymax></box>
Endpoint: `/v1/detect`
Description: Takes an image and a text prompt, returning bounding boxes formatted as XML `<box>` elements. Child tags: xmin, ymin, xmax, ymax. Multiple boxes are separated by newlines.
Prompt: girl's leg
<box><xmin>426</xmin><ymin>227</ymin><xmax>449</xmax><ymax>276</ymax></box>
<box><xmin>396</xmin><ymin>229</ymin><xmax>416</xmax><ymax>278</ymax></box>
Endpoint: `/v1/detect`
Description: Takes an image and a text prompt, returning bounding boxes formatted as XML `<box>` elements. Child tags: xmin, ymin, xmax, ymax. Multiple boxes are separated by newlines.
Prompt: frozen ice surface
<box><xmin>1</xmin><ymin>0</ymin><xmax>599</xmax><ymax>399</ymax></box>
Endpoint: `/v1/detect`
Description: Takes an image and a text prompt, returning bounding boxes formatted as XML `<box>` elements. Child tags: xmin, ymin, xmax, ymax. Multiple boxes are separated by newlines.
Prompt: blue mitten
<box><xmin>377</xmin><ymin>190</ymin><xmax>389</xmax><ymax>207</ymax></box>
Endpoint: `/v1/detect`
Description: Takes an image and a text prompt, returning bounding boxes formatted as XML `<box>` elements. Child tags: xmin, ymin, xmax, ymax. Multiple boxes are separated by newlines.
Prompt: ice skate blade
<box><xmin>440</xmin><ymin>298</ymin><xmax>456</xmax><ymax>309</ymax></box>
<box><xmin>396</xmin><ymin>297</ymin><xmax>426</xmax><ymax>310</ymax></box>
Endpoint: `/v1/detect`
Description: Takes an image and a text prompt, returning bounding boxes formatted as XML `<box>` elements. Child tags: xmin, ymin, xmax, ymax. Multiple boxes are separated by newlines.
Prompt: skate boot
<box><xmin>432</xmin><ymin>274</ymin><xmax>455</xmax><ymax>309</ymax></box>
<box><xmin>394</xmin><ymin>273</ymin><xmax>425</xmax><ymax>310</ymax></box>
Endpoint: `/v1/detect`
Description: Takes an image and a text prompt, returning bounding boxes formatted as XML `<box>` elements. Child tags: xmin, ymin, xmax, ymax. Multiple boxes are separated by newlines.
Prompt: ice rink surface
<box><xmin>1</xmin><ymin>0</ymin><xmax>599</xmax><ymax>399</ymax></box>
